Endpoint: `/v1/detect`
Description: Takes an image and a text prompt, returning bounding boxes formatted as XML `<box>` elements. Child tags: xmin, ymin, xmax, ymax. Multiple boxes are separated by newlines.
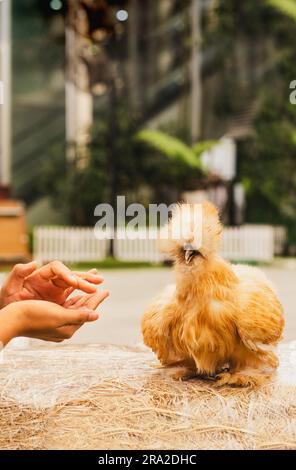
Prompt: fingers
<box><xmin>69</xmin><ymin>276</ymin><xmax>100</xmax><ymax>294</ymax></box>
<box><xmin>25</xmin><ymin>261</ymin><xmax>73</xmax><ymax>286</ymax></box>
<box><xmin>61</xmin><ymin>307</ymin><xmax>99</xmax><ymax>324</ymax></box>
<box><xmin>83</xmin><ymin>291</ymin><xmax>109</xmax><ymax>310</ymax></box>
<box><xmin>63</xmin><ymin>291</ymin><xmax>109</xmax><ymax>310</ymax></box>
<box><xmin>13</xmin><ymin>261</ymin><xmax>38</xmax><ymax>278</ymax></box>
<box><xmin>49</xmin><ymin>262</ymin><xmax>103</xmax><ymax>293</ymax></box>
<box><xmin>65</xmin><ymin>287</ymin><xmax>75</xmax><ymax>296</ymax></box>
<box><xmin>25</xmin><ymin>261</ymin><xmax>103</xmax><ymax>294</ymax></box>
<box><xmin>63</xmin><ymin>294</ymin><xmax>84</xmax><ymax>308</ymax></box>
<box><xmin>50</xmin><ymin>262</ymin><xmax>85</xmax><ymax>288</ymax></box>
<box><xmin>4</xmin><ymin>262</ymin><xmax>38</xmax><ymax>295</ymax></box>
<box><xmin>72</xmin><ymin>271</ymin><xmax>104</xmax><ymax>286</ymax></box>
<box><xmin>54</xmin><ymin>301</ymin><xmax>101</xmax><ymax>340</ymax></box>
<box><xmin>13</xmin><ymin>300</ymin><xmax>101</xmax><ymax>344</ymax></box>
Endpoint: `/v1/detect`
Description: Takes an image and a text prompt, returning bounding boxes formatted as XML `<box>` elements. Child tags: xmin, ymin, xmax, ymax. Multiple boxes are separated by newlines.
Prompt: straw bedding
<box><xmin>0</xmin><ymin>342</ymin><xmax>296</xmax><ymax>450</ymax></box>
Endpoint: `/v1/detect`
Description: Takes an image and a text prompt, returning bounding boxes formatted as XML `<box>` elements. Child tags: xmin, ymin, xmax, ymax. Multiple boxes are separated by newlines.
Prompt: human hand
<box><xmin>63</xmin><ymin>289</ymin><xmax>109</xmax><ymax>311</ymax></box>
<box><xmin>0</xmin><ymin>261</ymin><xmax>104</xmax><ymax>307</ymax></box>
<box><xmin>0</xmin><ymin>299</ymin><xmax>103</xmax><ymax>345</ymax></box>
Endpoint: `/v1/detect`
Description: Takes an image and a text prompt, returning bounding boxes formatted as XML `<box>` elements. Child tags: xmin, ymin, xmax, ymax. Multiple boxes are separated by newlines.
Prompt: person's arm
<box><xmin>0</xmin><ymin>296</ymin><xmax>107</xmax><ymax>347</ymax></box>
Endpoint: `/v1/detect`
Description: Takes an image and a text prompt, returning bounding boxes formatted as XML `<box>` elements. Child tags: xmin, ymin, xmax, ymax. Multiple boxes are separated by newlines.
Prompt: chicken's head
<box><xmin>159</xmin><ymin>201</ymin><xmax>222</xmax><ymax>266</ymax></box>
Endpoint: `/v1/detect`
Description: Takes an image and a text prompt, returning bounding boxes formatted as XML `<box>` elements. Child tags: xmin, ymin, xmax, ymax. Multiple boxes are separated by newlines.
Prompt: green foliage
<box><xmin>239</xmin><ymin>63</ymin><xmax>296</xmax><ymax>242</ymax></box>
<box><xmin>68</xmin><ymin>259</ymin><xmax>163</xmax><ymax>270</ymax></box>
<box><xmin>266</xmin><ymin>0</ymin><xmax>296</xmax><ymax>21</ymax></box>
<box><xmin>192</xmin><ymin>141</ymin><xmax>217</xmax><ymax>157</ymax></box>
<box><xmin>42</xmin><ymin>144</ymin><xmax>108</xmax><ymax>226</ymax></box>
<box><xmin>39</xmin><ymin>0</ymin><xmax>296</xmax><ymax>240</ymax></box>
<box><xmin>136</xmin><ymin>129</ymin><xmax>215</xmax><ymax>172</ymax></box>
<box><xmin>205</xmin><ymin>0</ymin><xmax>296</xmax><ymax>243</ymax></box>
<box><xmin>136</xmin><ymin>130</ymin><xmax>203</xmax><ymax>170</ymax></box>
<box><xmin>43</xmin><ymin>106</ymin><xmax>210</xmax><ymax>225</ymax></box>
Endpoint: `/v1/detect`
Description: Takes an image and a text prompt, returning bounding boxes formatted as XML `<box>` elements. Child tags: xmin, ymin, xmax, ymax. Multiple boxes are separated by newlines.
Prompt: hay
<box><xmin>0</xmin><ymin>342</ymin><xmax>296</xmax><ymax>450</ymax></box>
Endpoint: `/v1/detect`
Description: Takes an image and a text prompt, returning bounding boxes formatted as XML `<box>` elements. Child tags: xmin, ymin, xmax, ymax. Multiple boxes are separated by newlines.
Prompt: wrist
<box><xmin>0</xmin><ymin>302</ymin><xmax>26</xmax><ymax>346</ymax></box>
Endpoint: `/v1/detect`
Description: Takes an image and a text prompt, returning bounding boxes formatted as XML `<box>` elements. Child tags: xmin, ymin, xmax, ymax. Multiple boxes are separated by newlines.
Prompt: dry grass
<box><xmin>0</xmin><ymin>342</ymin><xmax>296</xmax><ymax>450</ymax></box>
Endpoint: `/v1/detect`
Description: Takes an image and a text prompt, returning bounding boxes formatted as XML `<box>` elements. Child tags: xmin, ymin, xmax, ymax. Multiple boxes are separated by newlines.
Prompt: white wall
<box><xmin>0</xmin><ymin>0</ymin><xmax>11</xmax><ymax>186</ymax></box>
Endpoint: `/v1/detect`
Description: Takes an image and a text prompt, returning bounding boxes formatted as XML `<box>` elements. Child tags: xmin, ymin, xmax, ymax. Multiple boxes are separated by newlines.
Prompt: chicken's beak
<box><xmin>184</xmin><ymin>244</ymin><xmax>199</xmax><ymax>264</ymax></box>
<box><xmin>185</xmin><ymin>250</ymin><xmax>196</xmax><ymax>264</ymax></box>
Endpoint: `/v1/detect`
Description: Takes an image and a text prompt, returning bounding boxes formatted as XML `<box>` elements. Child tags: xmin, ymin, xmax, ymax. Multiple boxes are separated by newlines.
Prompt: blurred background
<box><xmin>1</xmin><ymin>0</ymin><xmax>296</xmax><ymax>345</ymax></box>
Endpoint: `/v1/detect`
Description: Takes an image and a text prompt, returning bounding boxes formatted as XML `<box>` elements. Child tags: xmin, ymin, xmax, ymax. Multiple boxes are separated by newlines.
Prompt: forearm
<box><xmin>0</xmin><ymin>304</ymin><xmax>21</xmax><ymax>347</ymax></box>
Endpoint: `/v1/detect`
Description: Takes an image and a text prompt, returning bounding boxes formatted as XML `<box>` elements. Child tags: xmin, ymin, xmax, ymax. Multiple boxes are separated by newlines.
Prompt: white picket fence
<box><xmin>114</xmin><ymin>228</ymin><xmax>164</xmax><ymax>263</ymax></box>
<box><xmin>273</xmin><ymin>226</ymin><xmax>287</xmax><ymax>255</ymax></box>
<box><xmin>221</xmin><ymin>225</ymin><xmax>274</xmax><ymax>262</ymax></box>
<box><xmin>34</xmin><ymin>227</ymin><xmax>109</xmax><ymax>264</ymax></box>
<box><xmin>34</xmin><ymin>225</ymin><xmax>286</xmax><ymax>264</ymax></box>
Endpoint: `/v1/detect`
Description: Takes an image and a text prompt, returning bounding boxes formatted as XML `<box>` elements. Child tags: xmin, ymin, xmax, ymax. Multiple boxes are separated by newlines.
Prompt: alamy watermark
<box><xmin>290</xmin><ymin>80</ymin><xmax>296</xmax><ymax>104</ymax></box>
<box><xmin>94</xmin><ymin>196</ymin><xmax>203</xmax><ymax>242</ymax></box>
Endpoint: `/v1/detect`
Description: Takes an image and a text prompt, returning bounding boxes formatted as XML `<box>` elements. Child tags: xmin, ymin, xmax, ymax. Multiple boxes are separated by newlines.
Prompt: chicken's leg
<box><xmin>214</xmin><ymin>370</ymin><xmax>273</xmax><ymax>387</ymax></box>
<box><xmin>172</xmin><ymin>363</ymin><xmax>230</xmax><ymax>382</ymax></box>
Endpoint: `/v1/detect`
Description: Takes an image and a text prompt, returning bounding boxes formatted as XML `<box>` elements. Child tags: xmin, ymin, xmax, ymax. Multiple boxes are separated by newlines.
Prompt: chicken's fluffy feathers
<box><xmin>142</xmin><ymin>202</ymin><xmax>284</xmax><ymax>387</ymax></box>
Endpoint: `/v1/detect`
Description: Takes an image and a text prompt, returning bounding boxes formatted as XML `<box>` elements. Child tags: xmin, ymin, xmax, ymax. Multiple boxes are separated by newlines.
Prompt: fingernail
<box><xmin>88</xmin><ymin>312</ymin><xmax>99</xmax><ymax>321</ymax></box>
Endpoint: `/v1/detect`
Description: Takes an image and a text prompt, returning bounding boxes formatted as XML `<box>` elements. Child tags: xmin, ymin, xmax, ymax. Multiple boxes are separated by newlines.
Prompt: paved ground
<box><xmin>69</xmin><ymin>265</ymin><xmax>296</xmax><ymax>346</ymax></box>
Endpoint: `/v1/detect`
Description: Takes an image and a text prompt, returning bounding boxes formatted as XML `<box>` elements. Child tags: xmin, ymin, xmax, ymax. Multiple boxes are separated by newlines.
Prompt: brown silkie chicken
<box><xmin>142</xmin><ymin>201</ymin><xmax>285</xmax><ymax>387</ymax></box>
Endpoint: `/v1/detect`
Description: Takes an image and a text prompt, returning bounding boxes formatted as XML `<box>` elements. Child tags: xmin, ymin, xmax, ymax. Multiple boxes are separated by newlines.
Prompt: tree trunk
<box><xmin>65</xmin><ymin>0</ymin><xmax>93</xmax><ymax>167</ymax></box>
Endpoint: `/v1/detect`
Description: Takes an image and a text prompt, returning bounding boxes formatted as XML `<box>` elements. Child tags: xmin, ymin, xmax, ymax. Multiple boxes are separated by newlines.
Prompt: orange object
<box><xmin>0</xmin><ymin>199</ymin><xmax>29</xmax><ymax>262</ymax></box>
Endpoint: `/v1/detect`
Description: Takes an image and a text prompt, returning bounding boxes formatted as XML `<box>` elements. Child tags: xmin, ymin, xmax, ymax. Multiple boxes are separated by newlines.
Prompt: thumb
<box><xmin>5</xmin><ymin>262</ymin><xmax>38</xmax><ymax>293</ymax></box>
<box><xmin>14</xmin><ymin>261</ymin><xmax>38</xmax><ymax>279</ymax></box>
<box><xmin>62</xmin><ymin>307</ymin><xmax>99</xmax><ymax>325</ymax></box>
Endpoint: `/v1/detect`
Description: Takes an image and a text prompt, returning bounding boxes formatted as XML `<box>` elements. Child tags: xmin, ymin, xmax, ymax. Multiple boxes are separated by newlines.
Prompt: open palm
<box><xmin>63</xmin><ymin>290</ymin><xmax>109</xmax><ymax>311</ymax></box>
